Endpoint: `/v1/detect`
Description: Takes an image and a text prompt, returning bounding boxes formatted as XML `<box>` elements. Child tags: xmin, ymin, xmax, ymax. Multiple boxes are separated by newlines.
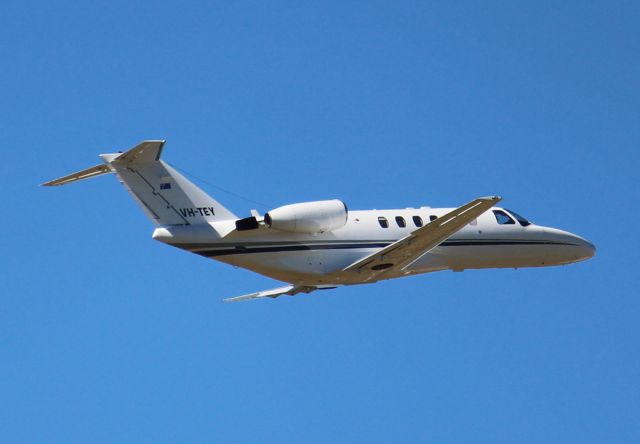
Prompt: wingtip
<box><xmin>222</xmin><ymin>295</ymin><xmax>251</xmax><ymax>303</ymax></box>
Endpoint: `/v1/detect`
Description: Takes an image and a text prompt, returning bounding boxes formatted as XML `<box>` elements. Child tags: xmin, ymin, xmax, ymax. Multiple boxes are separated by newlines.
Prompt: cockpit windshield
<box><xmin>504</xmin><ymin>209</ymin><xmax>531</xmax><ymax>227</ymax></box>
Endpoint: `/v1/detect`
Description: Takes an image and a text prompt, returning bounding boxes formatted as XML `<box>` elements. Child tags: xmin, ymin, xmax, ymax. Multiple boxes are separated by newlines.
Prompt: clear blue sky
<box><xmin>1</xmin><ymin>1</ymin><xmax>638</xmax><ymax>442</ymax></box>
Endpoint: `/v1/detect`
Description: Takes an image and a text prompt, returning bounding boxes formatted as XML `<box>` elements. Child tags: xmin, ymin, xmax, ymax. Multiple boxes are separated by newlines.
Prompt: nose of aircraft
<box><xmin>540</xmin><ymin>226</ymin><xmax>596</xmax><ymax>264</ymax></box>
<box><xmin>570</xmin><ymin>234</ymin><xmax>596</xmax><ymax>262</ymax></box>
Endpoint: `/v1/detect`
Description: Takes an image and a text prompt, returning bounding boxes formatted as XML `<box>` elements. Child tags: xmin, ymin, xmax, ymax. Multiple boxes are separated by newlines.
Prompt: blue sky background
<box><xmin>1</xmin><ymin>1</ymin><xmax>638</xmax><ymax>442</ymax></box>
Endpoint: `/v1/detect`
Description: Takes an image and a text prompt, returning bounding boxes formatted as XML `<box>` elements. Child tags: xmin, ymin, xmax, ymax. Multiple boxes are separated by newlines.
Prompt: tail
<box><xmin>42</xmin><ymin>140</ymin><xmax>237</xmax><ymax>226</ymax></box>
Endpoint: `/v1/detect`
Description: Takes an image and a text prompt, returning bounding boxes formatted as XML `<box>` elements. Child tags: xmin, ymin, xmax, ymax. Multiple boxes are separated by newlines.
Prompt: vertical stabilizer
<box><xmin>43</xmin><ymin>140</ymin><xmax>237</xmax><ymax>226</ymax></box>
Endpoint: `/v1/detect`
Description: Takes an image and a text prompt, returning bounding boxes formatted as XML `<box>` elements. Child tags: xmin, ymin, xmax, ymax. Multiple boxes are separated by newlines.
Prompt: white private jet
<box><xmin>43</xmin><ymin>140</ymin><xmax>595</xmax><ymax>302</ymax></box>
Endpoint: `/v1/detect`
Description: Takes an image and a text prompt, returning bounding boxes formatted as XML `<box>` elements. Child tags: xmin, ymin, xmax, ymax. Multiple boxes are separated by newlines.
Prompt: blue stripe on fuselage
<box><xmin>190</xmin><ymin>239</ymin><xmax>577</xmax><ymax>258</ymax></box>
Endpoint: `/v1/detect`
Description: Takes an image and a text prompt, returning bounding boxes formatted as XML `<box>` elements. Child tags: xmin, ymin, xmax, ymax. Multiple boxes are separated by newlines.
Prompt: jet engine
<box><xmin>264</xmin><ymin>199</ymin><xmax>348</xmax><ymax>233</ymax></box>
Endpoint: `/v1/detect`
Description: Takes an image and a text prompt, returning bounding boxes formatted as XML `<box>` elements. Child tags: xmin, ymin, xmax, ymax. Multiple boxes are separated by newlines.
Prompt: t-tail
<box><xmin>42</xmin><ymin>140</ymin><xmax>237</xmax><ymax>226</ymax></box>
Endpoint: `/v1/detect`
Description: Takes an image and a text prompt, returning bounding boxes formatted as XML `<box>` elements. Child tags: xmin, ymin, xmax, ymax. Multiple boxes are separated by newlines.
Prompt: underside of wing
<box><xmin>323</xmin><ymin>196</ymin><xmax>502</xmax><ymax>284</ymax></box>
<box><xmin>223</xmin><ymin>285</ymin><xmax>335</xmax><ymax>302</ymax></box>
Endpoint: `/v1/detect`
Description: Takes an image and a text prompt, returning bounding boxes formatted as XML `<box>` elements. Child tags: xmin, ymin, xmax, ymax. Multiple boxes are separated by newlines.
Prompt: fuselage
<box><xmin>153</xmin><ymin>206</ymin><xmax>595</xmax><ymax>286</ymax></box>
<box><xmin>45</xmin><ymin>141</ymin><xmax>596</xmax><ymax>299</ymax></box>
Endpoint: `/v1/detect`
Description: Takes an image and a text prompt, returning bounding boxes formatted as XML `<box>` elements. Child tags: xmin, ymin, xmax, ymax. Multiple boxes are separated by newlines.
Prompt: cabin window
<box><xmin>412</xmin><ymin>215</ymin><xmax>423</xmax><ymax>227</ymax></box>
<box><xmin>378</xmin><ymin>217</ymin><xmax>389</xmax><ymax>228</ymax></box>
<box><xmin>504</xmin><ymin>209</ymin><xmax>531</xmax><ymax>227</ymax></box>
<box><xmin>429</xmin><ymin>215</ymin><xmax>438</xmax><ymax>222</ymax></box>
<box><xmin>395</xmin><ymin>216</ymin><xmax>406</xmax><ymax>228</ymax></box>
<box><xmin>493</xmin><ymin>210</ymin><xmax>515</xmax><ymax>225</ymax></box>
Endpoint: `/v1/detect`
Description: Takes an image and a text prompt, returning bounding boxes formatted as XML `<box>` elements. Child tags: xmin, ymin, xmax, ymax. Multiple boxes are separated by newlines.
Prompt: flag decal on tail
<box><xmin>160</xmin><ymin>182</ymin><xmax>172</xmax><ymax>190</ymax></box>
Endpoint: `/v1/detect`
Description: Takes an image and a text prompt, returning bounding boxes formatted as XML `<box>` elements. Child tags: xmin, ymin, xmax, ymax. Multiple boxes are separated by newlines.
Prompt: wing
<box><xmin>223</xmin><ymin>285</ymin><xmax>336</xmax><ymax>303</ymax></box>
<box><xmin>324</xmin><ymin>196</ymin><xmax>502</xmax><ymax>284</ymax></box>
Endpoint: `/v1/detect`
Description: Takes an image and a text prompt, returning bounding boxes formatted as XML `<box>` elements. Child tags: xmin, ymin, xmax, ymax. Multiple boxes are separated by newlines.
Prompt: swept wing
<box><xmin>323</xmin><ymin>196</ymin><xmax>502</xmax><ymax>284</ymax></box>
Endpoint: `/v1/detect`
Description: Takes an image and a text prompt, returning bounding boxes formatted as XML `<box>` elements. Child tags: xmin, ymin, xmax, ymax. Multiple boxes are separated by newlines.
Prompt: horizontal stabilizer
<box><xmin>41</xmin><ymin>140</ymin><xmax>165</xmax><ymax>187</ymax></box>
<box><xmin>110</xmin><ymin>140</ymin><xmax>165</xmax><ymax>163</ymax></box>
<box><xmin>41</xmin><ymin>164</ymin><xmax>112</xmax><ymax>186</ymax></box>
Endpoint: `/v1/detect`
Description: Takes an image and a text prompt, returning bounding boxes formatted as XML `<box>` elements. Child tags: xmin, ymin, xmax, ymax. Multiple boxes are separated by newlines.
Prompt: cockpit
<box><xmin>492</xmin><ymin>209</ymin><xmax>532</xmax><ymax>227</ymax></box>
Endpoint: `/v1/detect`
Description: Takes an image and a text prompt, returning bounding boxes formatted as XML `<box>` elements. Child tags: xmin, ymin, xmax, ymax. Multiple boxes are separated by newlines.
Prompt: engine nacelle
<box><xmin>264</xmin><ymin>200</ymin><xmax>348</xmax><ymax>233</ymax></box>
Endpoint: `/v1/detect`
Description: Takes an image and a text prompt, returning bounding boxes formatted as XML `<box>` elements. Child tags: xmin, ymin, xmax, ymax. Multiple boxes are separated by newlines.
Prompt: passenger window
<box><xmin>429</xmin><ymin>215</ymin><xmax>438</xmax><ymax>222</ymax></box>
<box><xmin>412</xmin><ymin>215</ymin><xmax>423</xmax><ymax>227</ymax></box>
<box><xmin>378</xmin><ymin>217</ymin><xmax>389</xmax><ymax>228</ymax></box>
<box><xmin>395</xmin><ymin>216</ymin><xmax>406</xmax><ymax>228</ymax></box>
<box><xmin>493</xmin><ymin>210</ymin><xmax>515</xmax><ymax>225</ymax></box>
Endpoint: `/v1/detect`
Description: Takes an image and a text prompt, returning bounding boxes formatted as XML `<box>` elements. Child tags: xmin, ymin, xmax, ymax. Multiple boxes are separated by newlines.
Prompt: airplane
<box><xmin>43</xmin><ymin>140</ymin><xmax>596</xmax><ymax>302</ymax></box>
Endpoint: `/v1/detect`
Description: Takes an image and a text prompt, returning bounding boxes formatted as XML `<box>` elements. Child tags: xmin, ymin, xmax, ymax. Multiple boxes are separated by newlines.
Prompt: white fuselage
<box><xmin>153</xmin><ymin>206</ymin><xmax>595</xmax><ymax>286</ymax></box>
<box><xmin>45</xmin><ymin>141</ymin><xmax>596</xmax><ymax>300</ymax></box>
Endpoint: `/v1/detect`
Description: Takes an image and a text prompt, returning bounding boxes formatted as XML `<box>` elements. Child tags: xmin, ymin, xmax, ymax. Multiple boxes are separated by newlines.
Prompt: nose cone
<box><xmin>571</xmin><ymin>234</ymin><xmax>596</xmax><ymax>262</ymax></box>
<box><xmin>539</xmin><ymin>227</ymin><xmax>596</xmax><ymax>265</ymax></box>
